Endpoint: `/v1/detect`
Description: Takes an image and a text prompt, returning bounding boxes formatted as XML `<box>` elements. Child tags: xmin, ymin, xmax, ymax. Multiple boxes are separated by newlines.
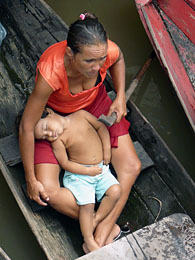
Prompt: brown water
<box><xmin>0</xmin><ymin>1</ymin><xmax>194</xmax><ymax>259</ymax></box>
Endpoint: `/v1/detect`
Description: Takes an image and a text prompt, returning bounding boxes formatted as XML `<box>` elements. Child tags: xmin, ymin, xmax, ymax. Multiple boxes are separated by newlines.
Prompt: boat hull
<box><xmin>135</xmin><ymin>0</ymin><xmax>195</xmax><ymax>131</ymax></box>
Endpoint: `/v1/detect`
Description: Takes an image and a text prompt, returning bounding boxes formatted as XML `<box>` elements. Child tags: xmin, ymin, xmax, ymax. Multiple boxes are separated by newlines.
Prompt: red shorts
<box><xmin>34</xmin><ymin>85</ymin><xmax>130</xmax><ymax>164</ymax></box>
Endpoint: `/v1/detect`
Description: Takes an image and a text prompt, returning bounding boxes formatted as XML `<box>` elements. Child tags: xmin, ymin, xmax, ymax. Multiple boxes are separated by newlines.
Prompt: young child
<box><xmin>34</xmin><ymin>108</ymin><xmax>121</xmax><ymax>253</ymax></box>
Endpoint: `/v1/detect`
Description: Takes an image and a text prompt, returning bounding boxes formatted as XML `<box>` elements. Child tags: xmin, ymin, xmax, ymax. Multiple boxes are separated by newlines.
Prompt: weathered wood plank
<box><xmin>76</xmin><ymin>213</ymin><xmax>195</xmax><ymax>260</ymax></box>
<box><xmin>135</xmin><ymin>1</ymin><xmax>195</xmax><ymax>130</ymax></box>
<box><xmin>0</xmin><ymin>134</ymin><xmax>20</xmax><ymax>166</ymax></box>
<box><xmin>0</xmin><ymin>60</ymin><xmax>24</xmax><ymax>138</ymax></box>
<box><xmin>0</xmin><ymin>0</ymin><xmax>69</xmax><ymax>138</ymax></box>
<box><xmin>161</xmin><ymin>8</ymin><xmax>195</xmax><ymax>87</ymax></box>
<box><xmin>157</xmin><ymin>0</ymin><xmax>195</xmax><ymax>45</ymax></box>
<box><xmin>130</xmin><ymin>213</ymin><xmax>195</xmax><ymax>260</ymax></box>
<box><xmin>0</xmin><ymin>156</ymin><xmax>82</xmax><ymax>260</ymax></box>
<box><xmin>126</xmin><ymin>101</ymin><xmax>195</xmax><ymax>222</ymax></box>
<box><xmin>134</xmin><ymin>167</ymin><xmax>186</xmax><ymax>219</ymax></box>
<box><xmin>116</xmin><ymin>167</ymin><xmax>187</xmax><ymax>233</ymax></box>
<box><xmin>0</xmin><ymin>133</ymin><xmax>154</xmax><ymax>169</ymax></box>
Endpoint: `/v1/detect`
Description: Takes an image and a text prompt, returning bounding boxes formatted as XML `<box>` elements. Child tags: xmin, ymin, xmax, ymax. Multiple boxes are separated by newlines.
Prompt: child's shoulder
<box><xmin>73</xmin><ymin>110</ymin><xmax>90</xmax><ymax>117</ymax></box>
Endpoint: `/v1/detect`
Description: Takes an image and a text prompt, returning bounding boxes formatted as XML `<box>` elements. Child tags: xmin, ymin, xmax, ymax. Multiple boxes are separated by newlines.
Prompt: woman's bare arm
<box><xmin>19</xmin><ymin>73</ymin><xmax>53</xmax><ymax>205</ymax></box>
<box><xmin>109</xmin><ymin>47</ymin><xmax>127</xmax><ymax>122</ymax></box>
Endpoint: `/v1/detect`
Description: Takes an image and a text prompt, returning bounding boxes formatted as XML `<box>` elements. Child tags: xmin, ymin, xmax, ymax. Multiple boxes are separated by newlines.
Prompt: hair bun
<box><xmin>80</xmin><ymin>11</ymin><xmax>97</xmax><ymax>20</ymax></box>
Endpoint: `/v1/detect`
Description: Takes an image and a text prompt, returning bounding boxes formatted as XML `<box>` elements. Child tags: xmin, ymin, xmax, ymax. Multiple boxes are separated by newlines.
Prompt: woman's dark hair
<box><xmin>67</xmin><ymin>11</ymin><xmax>108</xmax><ymax>54</ymax></box>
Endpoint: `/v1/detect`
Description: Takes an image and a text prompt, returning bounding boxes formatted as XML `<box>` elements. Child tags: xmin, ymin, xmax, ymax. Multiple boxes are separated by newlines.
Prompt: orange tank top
<box><xmin>36</xmin><ymin>39</ymin><xmax>119</xmax><ymax>113</ymax></box>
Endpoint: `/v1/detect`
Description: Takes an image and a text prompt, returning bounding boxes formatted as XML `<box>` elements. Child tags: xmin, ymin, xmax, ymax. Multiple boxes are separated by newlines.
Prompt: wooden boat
<box><xmin>134</xmin><ymin>0</ymin><xmax>195</xmax><ymax>131</ymax></box>
<box><xmin>0</xmin><ymin>0</ymin><xmax>194</xmax><ymax>259</ymax></box>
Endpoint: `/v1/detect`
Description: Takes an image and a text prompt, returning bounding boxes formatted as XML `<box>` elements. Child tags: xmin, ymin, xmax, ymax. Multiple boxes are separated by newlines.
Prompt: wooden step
<box><xmin>0</xmin><ymin>134</ymin><xmax>154</xmax><ymax>170</ymax></box>
<box><xmin>76</xmin><ymin>213</ymin><xmax>195</xmax><ymax>260</ymax></box>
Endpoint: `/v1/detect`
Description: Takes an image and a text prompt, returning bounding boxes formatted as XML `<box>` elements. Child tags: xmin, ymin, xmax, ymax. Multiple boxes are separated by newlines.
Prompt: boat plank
<box><xmin>134</xmin><ymin>0</ymin><xmax>195</xmax><ymax>131</ymax></box>
<box><xmin>0</xmin><ymin>0</ymin><xmax>69</xmax><ymax>139</ymax></box>
<box><xmin>0</xmin><ymin>135</ymin><xmax>154</xmax><ymax>170</ymax></box>
<box><xmin>134</xmin><ymin>168</ymin><xmax>186</xmax><ymax>218</ymax></box>
<box><xmin>0</xmin><ymin>156</ymin><xmax>82</xmax><ymax>260</ymax></box>
<box><xmin>142</xmin><ymin>4</ymin><xmax>195</xmax><ymax>128</ymax></box>
<box><xmin>76</xmin><ymin>213</ymin><xmax>195</xmax><ymax>260</ymax></box>
<box><xmin>126</xmin><ymin>101</ymin><xmax>195</xmax><ymax>222</ymax></box>
<box><xmin>157</xmin><ymin>0</ymin><xmax>195</xmax><ymax>45</ymax></box>
<box><xmin>162</xmin><ymin>13</ymin><xmax>195</xmax><ymax>88</ymax></box>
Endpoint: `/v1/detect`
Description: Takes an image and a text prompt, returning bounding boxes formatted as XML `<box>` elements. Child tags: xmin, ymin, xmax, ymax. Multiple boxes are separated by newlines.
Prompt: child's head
<box><xmin>34</xmin><ymin>108</ymin><xmax>64</xmax><ymax>141</ymax></box>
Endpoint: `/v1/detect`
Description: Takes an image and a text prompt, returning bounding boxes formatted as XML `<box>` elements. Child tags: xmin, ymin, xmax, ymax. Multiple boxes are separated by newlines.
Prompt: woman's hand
<box><xmin>26</xmin><ymin>179</ymin><xmax>49</xmax><ymax>206</ymax></box>
<box><xmin>108</xmin><ymin>95</ymin><xmax>127</xmax><ymax>123</ymax></box>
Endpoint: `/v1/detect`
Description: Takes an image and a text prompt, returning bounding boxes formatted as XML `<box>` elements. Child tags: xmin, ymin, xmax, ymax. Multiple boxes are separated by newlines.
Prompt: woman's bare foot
<box><xmin>105</xmin><ymin>224</ymin><xmax>121</xmax><ymax>245</ymax></box>
<box><xmin>94</xmin><ymin>223</ymin><xmax>121</xmax><ymax>246</ymax></box>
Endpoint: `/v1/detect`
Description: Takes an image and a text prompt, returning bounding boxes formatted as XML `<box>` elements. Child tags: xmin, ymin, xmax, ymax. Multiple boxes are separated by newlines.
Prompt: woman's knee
<box><xmin>118</xmin><ymin>157</ymin><xmax>141</xmax><ymax>179</ymax></box>
<box><xmin>43</xmin><ymin>181</ymin><xmax>60</xmax><ymax>199</ymax></box>
<box><xmin>131</xmin><ymin>157</ymin><xmax>141</xmax><ymax>177</ymax></box>
<box><xmin>112</xmin><ymin>135</ymin><xmax>141</xmax><ymax>179</ymax></box>
<box><xmin>125</xmin><ymin>158</ymin><xmax>141</xmax><ymax>183</ymax></box>
<box><xmin>113</xmin><ymin>158</ymin><xmax>141</xmax><ymax>194</ymax></box>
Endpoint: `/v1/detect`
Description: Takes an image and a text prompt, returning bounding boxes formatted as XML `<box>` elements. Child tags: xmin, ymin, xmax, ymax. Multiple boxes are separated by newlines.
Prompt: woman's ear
<box><xmin>66</xmin><ymin>47</ymin><xmax>74</xmax><ymax>58</ymax></box>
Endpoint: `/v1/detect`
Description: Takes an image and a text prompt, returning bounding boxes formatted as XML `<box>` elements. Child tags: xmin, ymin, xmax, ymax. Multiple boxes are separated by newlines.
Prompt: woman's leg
<box><xmin>35</xmin><ymin>163</ymin><xmax>79</xmax><ymax>219</ymax></box>
<box><xmin>94</xmin><ymin>134</ymin><xmax>141</xmax><ymax>246</ymax></box>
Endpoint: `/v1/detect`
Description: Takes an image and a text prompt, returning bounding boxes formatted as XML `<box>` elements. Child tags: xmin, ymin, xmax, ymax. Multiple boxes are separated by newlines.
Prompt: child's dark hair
<box><xmin>41</xmin><ymin>110</ymin><xmax>49</xmax><ymax>119</ymax></box>
<box><xmin>67</xmin><ymin>11</ymin><xmax>108</xmax><ymax>54</ymax></box>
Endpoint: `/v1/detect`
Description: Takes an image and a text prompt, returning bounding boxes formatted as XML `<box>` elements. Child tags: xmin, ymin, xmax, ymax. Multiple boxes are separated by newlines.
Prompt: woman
<box><xmin>19</xmin><ymin>12</ymin><xmax>141</xmax><ymax>248</ymax></box>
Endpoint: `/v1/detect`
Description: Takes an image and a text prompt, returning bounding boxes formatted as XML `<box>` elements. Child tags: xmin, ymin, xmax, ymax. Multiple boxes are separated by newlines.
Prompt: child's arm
<box><xmin>51</xmin><ymin>139</ymin><xmax>102</xmax><ymax>176</ymax></box>
<box><xmin>83</xmin><ymin>111</ymin><xmax>111</xmax><ymax>165</ymax></box>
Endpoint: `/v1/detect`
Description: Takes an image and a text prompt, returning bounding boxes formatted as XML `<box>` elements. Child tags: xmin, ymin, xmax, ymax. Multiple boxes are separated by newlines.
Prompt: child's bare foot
<box><xmin>83</xmin><ymin>238</ymin><xmax>100</xmax><ymax>253</ymax></box>
<box><xmin>82</xmin><ymin>243</ymin><xmax>90</xmax><ymax>254</ymax></box>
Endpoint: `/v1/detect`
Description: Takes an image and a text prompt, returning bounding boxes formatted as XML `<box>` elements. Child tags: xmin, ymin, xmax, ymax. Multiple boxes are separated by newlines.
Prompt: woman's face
<box><xmin>72</xmin><ymin>43</ymin><xmax>107</xmax><ymax>78</ymax></box>
<box><xmin>34</xmin><ymin>114</ymin><xmax>64</xmax><ymax>141</ymax></box>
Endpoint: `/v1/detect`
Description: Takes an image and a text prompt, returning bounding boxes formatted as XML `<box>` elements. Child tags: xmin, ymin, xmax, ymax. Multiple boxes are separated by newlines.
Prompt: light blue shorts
<box><xmin>63</xmin><ymin>162</ymin><xmax>119</xmax><ymax>205</ymax></box>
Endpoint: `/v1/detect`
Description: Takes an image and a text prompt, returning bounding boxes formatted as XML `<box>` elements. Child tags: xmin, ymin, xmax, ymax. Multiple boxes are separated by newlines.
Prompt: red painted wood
<box><xmin>187</xmin><ymin>0</ymin><xmax>195</xmax><ymax>9</ymax></box>
<box><xmin>134</xmin><ymin>0</ymin><xmax>195</xmax><ymax>130</ymax></box>
<box><xmin>157</xmin><ymin>0</ymin><xmax>195</xmax><ymax>45</ymax></box>
<box><xmin>136</xmin><ymin>0</ymin><xmax>152</xmax><ymax>6</ymax></box>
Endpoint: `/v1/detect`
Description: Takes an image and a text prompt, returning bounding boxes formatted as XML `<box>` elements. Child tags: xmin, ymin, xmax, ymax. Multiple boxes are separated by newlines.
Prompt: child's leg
<box><xmin>95</xmin><ymin>184</ymin><xmax>121</xmax><ymax>227</ymax></box>
<box><xmin>79</xmin><ymin>204</ymin><xmax>100</xmax><ymax>252</ymax></box>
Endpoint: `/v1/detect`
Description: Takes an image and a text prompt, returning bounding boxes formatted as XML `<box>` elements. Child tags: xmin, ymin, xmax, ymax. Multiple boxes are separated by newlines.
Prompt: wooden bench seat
<box><xmin>76</xmin><ymin>213</ymin><xmax>195</xmax><ymax>260</ymax></box>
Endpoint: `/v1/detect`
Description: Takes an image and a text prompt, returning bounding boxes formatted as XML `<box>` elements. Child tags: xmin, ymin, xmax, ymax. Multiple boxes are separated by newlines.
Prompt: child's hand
<box><xmin>103</xmin><ymin>158</ymin><xmax>110</xmax><ymax>165</ymax></box>
<box><xmin>103</xmin><ymin>152</ymin><xmax>111</xmax><ymax>165</ymax></box>
<box><xmin>87</xmin><ymin>165</ymin><xmax>102</xmax><ymax>176</ymax></box>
